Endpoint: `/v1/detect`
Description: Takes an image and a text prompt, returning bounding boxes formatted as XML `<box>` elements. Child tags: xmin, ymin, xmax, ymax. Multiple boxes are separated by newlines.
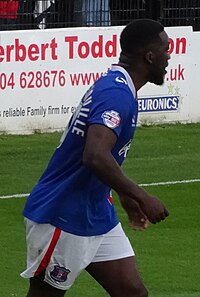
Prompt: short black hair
<box><xmin>120</xmin><ymin>19</ymin><xmax>164</xmax><ymax>57</ymax></box>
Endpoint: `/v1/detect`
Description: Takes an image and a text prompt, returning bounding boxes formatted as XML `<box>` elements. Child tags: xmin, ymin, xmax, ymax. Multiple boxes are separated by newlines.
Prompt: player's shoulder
<box><xmin>94</xmin><ymin>65</ymin><xmax>136</xmax><ymax>97</ymax></box>
<box><xmin>96</xmin><ymin>69</ymin><xmax>128</xmax><ymax>88</ymax></box>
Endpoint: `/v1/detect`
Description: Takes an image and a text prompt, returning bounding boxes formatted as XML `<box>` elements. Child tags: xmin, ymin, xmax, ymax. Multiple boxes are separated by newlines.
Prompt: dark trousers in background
<box><xmin>0</xmin><ymin>18</ymin><xmax>19</xmax><ymax>30</ymax></box>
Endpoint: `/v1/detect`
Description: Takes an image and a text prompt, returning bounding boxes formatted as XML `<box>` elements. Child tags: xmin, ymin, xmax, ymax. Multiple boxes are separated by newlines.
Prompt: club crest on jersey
<box><xmin>50</xmin><ymin>265</ymin><xmax>70</xmax><ymax>282</ymax></box>
<box><xmin>102</xmin><ymin>110</ymin><xmax>121</xmax><ymax>129</ymax></box>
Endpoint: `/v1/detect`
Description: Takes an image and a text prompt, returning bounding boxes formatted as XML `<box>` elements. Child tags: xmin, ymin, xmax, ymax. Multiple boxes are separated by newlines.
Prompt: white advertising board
<box><xmin>0</xmin><ymin>25</ymin><xmax>199</xmax><ymax>134</ymax></box>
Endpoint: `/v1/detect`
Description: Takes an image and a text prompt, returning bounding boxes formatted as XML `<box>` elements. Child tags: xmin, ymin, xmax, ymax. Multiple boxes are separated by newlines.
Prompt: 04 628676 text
<box><xmin>0</xmin><ymin>70</ymin><xmax>66</xmax><ymax>90</ymax></box>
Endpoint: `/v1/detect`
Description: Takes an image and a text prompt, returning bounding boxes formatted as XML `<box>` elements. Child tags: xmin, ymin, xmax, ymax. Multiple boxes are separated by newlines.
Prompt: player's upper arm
<box><xmin>88</xmin><ymin>87</ymin><xmax>133</xmax><ymax>139</ymax></box>
<box><xmin>82</xmin><ymin>124</ymin><xmax>117</xmax><ymax>169</ymax></box>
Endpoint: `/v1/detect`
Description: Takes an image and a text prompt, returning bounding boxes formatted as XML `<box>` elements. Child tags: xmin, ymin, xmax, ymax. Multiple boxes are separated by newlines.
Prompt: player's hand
<box><xmin>120</xmin><ymin>195</ymin><xmax>150</xmax><ymax>231</ymax></box>
<box><xmin>139</xmin><ymin>195</ymin><xmax>169</xmax><ymax>224</ymax></box>
<box><xmin>129</xmin><ymin>216</ymin><xmax>150</xmax><ymax>231</ymax></box>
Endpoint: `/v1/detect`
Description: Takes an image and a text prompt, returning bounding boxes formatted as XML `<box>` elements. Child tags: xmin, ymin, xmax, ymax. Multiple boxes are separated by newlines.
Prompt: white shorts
<box><xmin>21</xmin><ymin>219</ymin><xmax>134</xmax><ymax>290</ymax></box>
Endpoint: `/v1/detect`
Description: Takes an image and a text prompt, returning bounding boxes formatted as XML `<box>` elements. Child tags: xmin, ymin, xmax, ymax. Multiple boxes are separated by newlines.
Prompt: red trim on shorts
<box><xmin>34</xmin><ymin>227</ymin><xmax>61</xmax><ymax>276</ymax></box>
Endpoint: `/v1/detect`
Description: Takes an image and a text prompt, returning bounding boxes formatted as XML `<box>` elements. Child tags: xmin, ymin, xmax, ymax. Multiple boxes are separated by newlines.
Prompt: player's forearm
<box><xmin>83</xmin><ymin>150</ymin><xmax>149</xmax><ymax>204</ymax></box>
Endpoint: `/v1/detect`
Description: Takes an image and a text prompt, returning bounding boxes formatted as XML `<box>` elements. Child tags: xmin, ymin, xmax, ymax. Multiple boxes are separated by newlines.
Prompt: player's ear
<box><xmin>145</xmin><ymin>51</ymin><xmax>154</xmax><ymax>64</ymax></box>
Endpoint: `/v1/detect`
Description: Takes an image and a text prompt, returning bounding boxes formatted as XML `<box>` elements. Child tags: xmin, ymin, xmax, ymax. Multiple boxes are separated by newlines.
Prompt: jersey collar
<box><xmin>111</xmin><ymin>65</ymin><xmax>136</xmax><ymax>98</ymax></box>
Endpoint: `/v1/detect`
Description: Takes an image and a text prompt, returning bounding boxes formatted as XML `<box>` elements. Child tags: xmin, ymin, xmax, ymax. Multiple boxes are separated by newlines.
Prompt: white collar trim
<box><xmin>111</xmin><ymin>65</ymin><xmax>136</xmax><ymax>98</ymax></box>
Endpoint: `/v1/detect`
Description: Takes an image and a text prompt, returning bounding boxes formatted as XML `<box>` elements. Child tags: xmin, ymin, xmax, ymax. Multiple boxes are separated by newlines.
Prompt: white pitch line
<box><xmin>0</xmin><ymin>193</ymin><xmax>30</xmax><ymax>199</ymax></box>
<box><xmin>139</xmin><ymin>179</ymin><xmax>200</xmax><ymax>187</ymax></box>
<box><xmin>0</xmin><ymin>179</ymin><xmax>200</xmax><ymax>199</ymax></box>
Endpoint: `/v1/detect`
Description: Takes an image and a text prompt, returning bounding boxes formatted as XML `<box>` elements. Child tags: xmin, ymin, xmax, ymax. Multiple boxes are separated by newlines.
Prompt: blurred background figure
<box><xmin>74</xmin><ymin>0</ymin><xmax>111</xmax><ymax>27</ymax></box>
<box><xmin>0</xmin><ymin>0</ymin><xmax>19</xmax><ymax>30</ymax></box>
<box><xmin>33</xmin><ymin>0</ymin><xmax>73</xmax><ymax>29</ymax></box>
<box><xmin>34</xmin><ymin>0</ymin><xmax>56</xmax><ymax>29</ymax></box>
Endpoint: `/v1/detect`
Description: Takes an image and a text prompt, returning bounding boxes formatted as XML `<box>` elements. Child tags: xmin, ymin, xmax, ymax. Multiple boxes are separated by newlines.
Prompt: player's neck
<box><xmin>118</xmin><ymin>61</ymin><xmax>147</xmax><ymax>91</ymax></box>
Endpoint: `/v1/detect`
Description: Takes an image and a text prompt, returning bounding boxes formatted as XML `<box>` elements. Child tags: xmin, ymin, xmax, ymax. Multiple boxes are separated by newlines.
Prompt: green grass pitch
<box><xmin>0</xmin><ymin>123</ymin><xmax>200</xmax><ymax>297</ymax></box>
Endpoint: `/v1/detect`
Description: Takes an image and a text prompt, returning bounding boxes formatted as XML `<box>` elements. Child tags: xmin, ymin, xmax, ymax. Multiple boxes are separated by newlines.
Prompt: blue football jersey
<box><xmin>23</xmin><ymin>65</ymin><xmax>138</xmax><ymax>236</ymax></box>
